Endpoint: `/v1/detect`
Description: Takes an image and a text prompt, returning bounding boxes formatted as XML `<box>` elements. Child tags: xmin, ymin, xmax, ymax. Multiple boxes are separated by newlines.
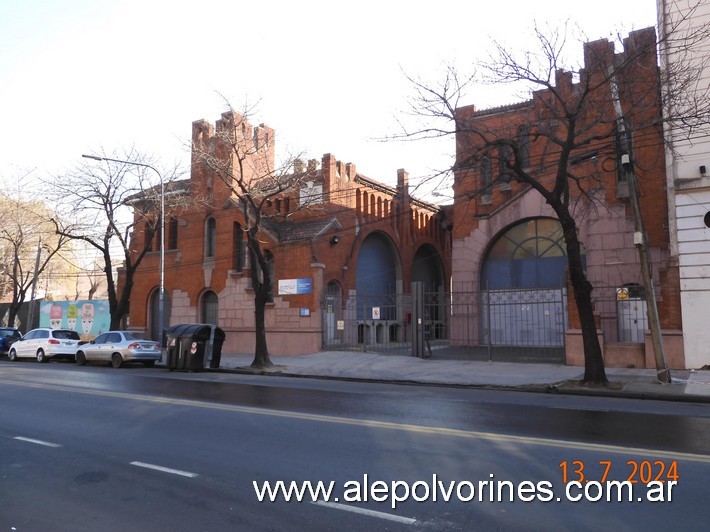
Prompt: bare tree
<box><xmin>192</xmin><ymin>104</ymin><xmax>308</xmax><ymax>368</ymax></box>
<box><xmin>49</xmin><ymin>150</ymin><xmax>186</xmax><ymax>330</ymax></box>
<box><xmin>0</xmin><ymin>177</ymin><xmax>70</xmax><ymax>328</ymax></box>
<box><xmin>396</xmin><ymin>13</ymin><xmax>710</xmax><ymax>384</ymax></box>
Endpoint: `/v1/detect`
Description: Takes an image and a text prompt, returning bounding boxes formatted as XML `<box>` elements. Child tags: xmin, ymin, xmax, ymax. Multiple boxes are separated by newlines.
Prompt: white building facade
<box><xmin>659</xmin><ymin>0</ymin><xmax>710</xmax><ymax>368</ymax></box>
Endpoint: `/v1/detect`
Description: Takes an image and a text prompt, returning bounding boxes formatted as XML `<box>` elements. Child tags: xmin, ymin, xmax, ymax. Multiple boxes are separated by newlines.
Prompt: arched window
<box><xmin>205</xmin><ymin>217</ymin><xmax>216</xmax><ymax>258</ymax></box>
<box><xmin>201</xmin><ymin>291</ymin><xmax>218</xmax><ymax>325</ymax></box>
<box><xmin>482</xmin><ymin>218</ymin><xmax>572</xmax><ymax>289</ymax></box>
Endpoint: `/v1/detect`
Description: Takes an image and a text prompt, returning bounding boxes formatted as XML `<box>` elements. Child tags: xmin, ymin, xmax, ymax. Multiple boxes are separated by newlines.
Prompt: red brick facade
<box><xmin>126</xmin><ymin>112</ymin><xmax>451</xmax><ymax>355</ymax></box>
<box><xmin>450</xmin><ymin>28</ymin><xmax>684</xmax><ymax>368</ymax></box>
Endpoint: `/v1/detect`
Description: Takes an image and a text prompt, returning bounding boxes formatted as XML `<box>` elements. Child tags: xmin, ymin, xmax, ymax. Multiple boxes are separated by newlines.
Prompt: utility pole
<box><xmin>609</xmin><ymin>67</ymin><xmax>671</xmax><ymax>384</ymax></box>
<box><xmin>26</xmin><ymin>237</ymin><xmax>42</xmax><ymax>330</ymax></box>
<box><xmin>623</xmin><ymin>155</ymin><xmax>671</xmax><ymax>384</ymax></box>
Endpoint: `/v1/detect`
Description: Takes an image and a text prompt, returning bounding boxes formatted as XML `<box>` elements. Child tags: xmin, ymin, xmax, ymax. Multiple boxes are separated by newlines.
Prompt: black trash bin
<box><xmin>165</xmin><ymin>324</ymin><xmax>225</xmax><ymax>371</ymax></box>
<box><xmin>209</xmin><ymin>330</ymin><xmax>225</xmax><ymax>369</ymax></box>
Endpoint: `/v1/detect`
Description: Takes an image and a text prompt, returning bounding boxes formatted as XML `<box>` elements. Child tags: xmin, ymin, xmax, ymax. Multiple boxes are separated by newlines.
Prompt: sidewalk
<box><xmin>205</xmin><ymin>350</ymin><xmax>710</xmax><ymax>403</ymax></box>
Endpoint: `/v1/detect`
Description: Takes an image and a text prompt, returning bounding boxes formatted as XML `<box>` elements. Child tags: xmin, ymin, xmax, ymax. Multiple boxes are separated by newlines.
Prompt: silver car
<box><xmin>75</xmin><ymin>331</ymin><xmax>161</xmax><ymax>368</ymax></box>
<box><xmin>9</xmin><ymin>328</ymin><xmax>81</xmax><ymax>362</ymax></box>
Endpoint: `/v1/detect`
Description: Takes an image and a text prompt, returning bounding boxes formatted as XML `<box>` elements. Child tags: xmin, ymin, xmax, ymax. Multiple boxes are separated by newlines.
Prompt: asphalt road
<box><xmin>1</xmin><ymin>360</ymin><xmax>709</xmax><ymax>531</ymax></box>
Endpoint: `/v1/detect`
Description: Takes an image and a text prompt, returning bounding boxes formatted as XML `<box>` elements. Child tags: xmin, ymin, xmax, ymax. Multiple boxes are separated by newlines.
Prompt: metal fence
<box><xmin>592</xmin><ymin>284</ymin><xmax>648</xmax><ymax>343</ymax></box>
<box><xmin>322</xmin><ymin>285</ymin><xmax>567</xmax><ymax>362</ymax></box>
<box><xmin>321</xmin><ymin>282</ymin><xmax>647</xmax><ymax>363</ymax></box>
<box><xmin>322</xmin><ymin>291</ymin><xmax>413</xmax><ymax>355</ymax></box>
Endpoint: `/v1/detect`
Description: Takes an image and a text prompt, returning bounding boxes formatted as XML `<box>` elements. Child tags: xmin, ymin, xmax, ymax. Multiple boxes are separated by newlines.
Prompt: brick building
<box><xmin>126</xmin><ymin>112</ymin><xmax>451</xmax><ymax>356</ymax></box>
<box><xmin>450</xmin><ymin>28</ymin><xmax>684</xmax><ymax>368</ymax></box>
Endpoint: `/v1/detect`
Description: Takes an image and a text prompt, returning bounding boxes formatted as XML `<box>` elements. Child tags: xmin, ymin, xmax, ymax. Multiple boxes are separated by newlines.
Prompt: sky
<box><xmin>0</xmin><ymin>0</ymin><xmax>659</xmax><ymax>198</ymax></box>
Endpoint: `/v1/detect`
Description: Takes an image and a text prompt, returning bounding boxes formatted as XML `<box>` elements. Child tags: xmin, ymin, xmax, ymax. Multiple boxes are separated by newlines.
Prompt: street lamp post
<box><xmin>81</xmin><ymin>154</ymin><xmax>165</xmax><ymax>343</ymax></box>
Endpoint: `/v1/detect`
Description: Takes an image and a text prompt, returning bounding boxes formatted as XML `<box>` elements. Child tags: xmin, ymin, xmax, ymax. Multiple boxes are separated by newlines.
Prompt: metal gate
<box><xmin>321</xmin><ymin>285</ymin><xmax>566</xmax><ymax>362</ymax></box>
<box><xmin>321</xmin><ymin>290</ymin><xmax>413</xmax><ymax>354</ymax></box>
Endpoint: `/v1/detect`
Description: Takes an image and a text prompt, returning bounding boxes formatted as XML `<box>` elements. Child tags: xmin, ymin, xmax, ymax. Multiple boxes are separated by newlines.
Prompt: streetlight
<box><xmin>81</xmin><ymin>154</ymin><xmax>165</xmax><ymax>344</ymax></box>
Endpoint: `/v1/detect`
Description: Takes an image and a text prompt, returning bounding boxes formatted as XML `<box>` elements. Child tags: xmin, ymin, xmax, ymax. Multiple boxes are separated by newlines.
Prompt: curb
<box><xmin>190</xmin><ymin>365</ymin><xmax>710</xmax><ymax>404</ymax></box>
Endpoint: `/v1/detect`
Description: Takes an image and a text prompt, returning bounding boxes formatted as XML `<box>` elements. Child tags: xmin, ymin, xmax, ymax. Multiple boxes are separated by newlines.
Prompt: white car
<box><xmin>8</xmin><ymin>328</ymin><xmax>81</xmax><ymax>362</ymax></box>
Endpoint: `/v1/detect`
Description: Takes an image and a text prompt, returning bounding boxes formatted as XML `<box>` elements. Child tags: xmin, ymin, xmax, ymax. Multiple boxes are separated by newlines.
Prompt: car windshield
<box><xmin>123</xmin><ymin>332</ymin><xmax>148</xmax><ymax>341</ymax></box>
<box><xmin>53</xmin><ymin>330</ymin><xmax>81</xmax><ymax>340</ymax></box>
<box><xmin>0</xmin><ymin>329</ymin><xmax>19</xmax><ymax>338</ymax></box>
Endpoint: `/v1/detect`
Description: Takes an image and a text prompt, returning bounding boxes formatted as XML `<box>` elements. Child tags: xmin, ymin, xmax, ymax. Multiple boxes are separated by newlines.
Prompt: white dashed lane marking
<box><xmin>130</xmin><ymin>461</ymin><xmax>199</xmax><ymax>478</ymax></box>
<box><xmin>312</xmin><ymin>501</ymin><xmax>417</xmax><ymax>525</ymax></box>
<box><xmin>13</xmin><ymin>436</ymin><xmax>61</xmax><ymax>448</ymax></box>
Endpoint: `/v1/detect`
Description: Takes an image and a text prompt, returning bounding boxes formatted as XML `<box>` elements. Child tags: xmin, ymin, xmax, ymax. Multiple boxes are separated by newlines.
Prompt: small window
<box><xmin>145</xmin><ymin>221</ymin><xmax>155</xmax><ymax>251</ymax></box>
<box><xmin>94</xmin><ymin>333</ymin><xmax>109</xmax><ymax>344</ymax></box>
<box><xmin>168</xmin><ymin>217</ymin><xmax>178</xmax><ymax>250</ymax></box>
<box><xmin>499</xmin><ymin>145</ymin><xmax>513</xmax><ymax>183</ymax></box>
<box><xmin>233</xmin><ymin>223</ymin><xmax>245</xmax><ymax>272</ymax></box>
<box><xmin>205</xmin><ymin>217</ymin><xmax>217</xmax><ymax>258</ymax></box>
<box><xmin>480</xmin><ymin>156</ymin><xmax>492</xmax><ymax>191</ymax></box>
<box><xmin>517</xmin><ymin>125</ymin><xmax>530</xmax><ymax>168</ymax></box>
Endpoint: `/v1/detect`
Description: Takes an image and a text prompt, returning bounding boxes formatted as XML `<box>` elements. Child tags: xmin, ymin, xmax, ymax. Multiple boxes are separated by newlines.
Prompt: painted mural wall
<box><xmin>39</xmin><ymin>300</ymin><xmax>111</xmax><ymax>341</ymax></box>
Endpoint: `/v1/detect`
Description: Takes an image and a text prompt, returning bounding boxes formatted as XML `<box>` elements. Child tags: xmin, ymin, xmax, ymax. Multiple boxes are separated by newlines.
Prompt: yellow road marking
<box><xmin>2</xmin><ymin>377</ymin><xmax>709</xmax><ymax>463</ymax></box>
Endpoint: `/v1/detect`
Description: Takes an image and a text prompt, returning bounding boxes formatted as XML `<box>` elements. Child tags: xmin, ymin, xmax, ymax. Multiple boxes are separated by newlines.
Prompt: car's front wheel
<box><xmin>76</xmin><ymin>352</ymin><xmax>86</xmax><ymax>366</ymax></box>
<box><xmin>36</xmin><ymin>349</ymin><xmax>47</xmax><ymax>363</ymax></box>
<box><xmin>111</xmin><ymin>353</ymin><xmax>123</xmax><ymax>368</ymax></box>
<box><xmin>8</xmin><ymin>349</ymin><xmax>17</xmax><ymax>361</ymax></box>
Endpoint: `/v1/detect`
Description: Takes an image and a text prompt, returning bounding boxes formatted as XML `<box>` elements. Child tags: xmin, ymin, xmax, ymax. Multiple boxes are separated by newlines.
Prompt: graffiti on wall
<box><xmin>40</xmin><ymin>300</ymin><xmax>111</xmax><ymax>342</ymax></box>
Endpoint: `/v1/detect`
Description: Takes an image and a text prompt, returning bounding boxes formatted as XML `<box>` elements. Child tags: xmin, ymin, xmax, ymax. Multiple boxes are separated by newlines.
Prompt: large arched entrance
<box><xmin>356</xmin><ymin>232</ymin><xmax>399</xmax><ymax>320</ymax></box>
<box><xmin>481</xmin><ymin>218</ymin><xmax>572</xmax><ymax>350</ymax></box>
<box><xmin>412</xmin><ymin>244</ymin><xmax>445</xmax><ymax>291</ymax></box>
<box><xmin>412</xmin><ymin>244</ymin><xmax>446</xmax><ymax>339</ymax></box>
<box><xmin>354</xmin><ymin>232</ymin><xmax>401</xmax><ymax>345</ymax></box>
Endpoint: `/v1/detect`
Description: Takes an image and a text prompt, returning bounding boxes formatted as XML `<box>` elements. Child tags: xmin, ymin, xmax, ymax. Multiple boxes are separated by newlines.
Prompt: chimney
<box><xmin>294</xmin><ymin>159</ymin><xmax>305</xmax><ymax>174</ymax></box>
<box><xmin>321</xmin><ymin>153</ymin><xmax>336</xmax><ymax>180</ymax></box>
<box><xmin>397</xmin><ymin>168</ymin><xmax>409</xmax><ymax>196</ymax></box>
<box><xmin>345</xmin><ymin>162</ymin><xmax>356</xmax><ymax>181</ymax></box>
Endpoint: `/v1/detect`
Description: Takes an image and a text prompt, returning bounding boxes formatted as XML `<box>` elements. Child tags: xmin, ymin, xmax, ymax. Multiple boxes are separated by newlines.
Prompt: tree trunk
<box><xmin>7</xmin><ymin>304</ymin><xmax>19</xmax><ymax>329</ymax></box>
<box><xmin>560</xmin><ymin>216</ymin><xmax>608</xmax><ymax>384</ymax></box>
<box><xmin>251</xmin><ymin>287</ymin><xmax>273</xmax><ymax>368</ymax></box>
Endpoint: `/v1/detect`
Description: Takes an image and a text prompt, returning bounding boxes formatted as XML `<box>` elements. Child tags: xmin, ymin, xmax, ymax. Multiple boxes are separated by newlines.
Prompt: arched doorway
<box><xmin>148</xmin><ymin>289</ymin><xmax>172</xmax><ymax>342</ymax></box>
<box><xmin>356</xmin><ymin>232</ymin><xmax>399</xmax><ymax>321</ymax></box>
<box><xmin>481</xmin><ymin>218</ymin><xmax>574</xmax><ymax>349</ymax></box>
<box><xmin>201</xmin><ymin>290</ymin><xmax>219</xmax><ymax>325</ymax></box>
<box><xmin>412</xmin><ymin>244</ymin><xmax>446</xmax><ymax>339</ymax></box>
<box><xmin>412</xmin><ymin>244</ymin><xmax>445</xmax><ymax>291</ymax></box>
<box><xmin>354</xmin><ymin>232</ymin><xmax>400</xmax><ymax>345</ymax></box>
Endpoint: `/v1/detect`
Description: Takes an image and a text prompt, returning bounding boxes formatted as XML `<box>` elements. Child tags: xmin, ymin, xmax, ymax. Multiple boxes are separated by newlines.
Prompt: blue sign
<box><xmin>297</xmin><ymin>278</ymin><xmax>312</xmax><ymax>294</ymax></box>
